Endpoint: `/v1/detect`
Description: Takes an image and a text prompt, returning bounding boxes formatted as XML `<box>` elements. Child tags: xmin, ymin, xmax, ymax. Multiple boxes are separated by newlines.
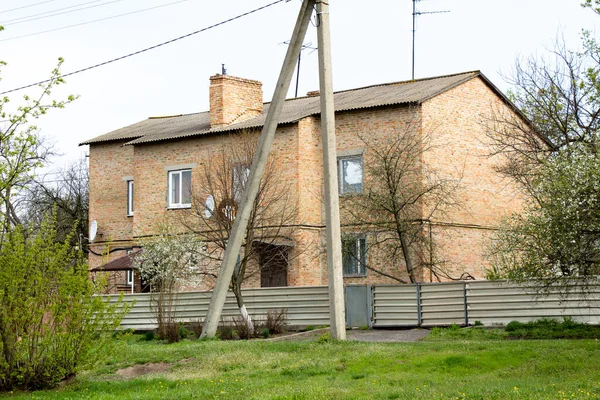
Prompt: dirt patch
<box><xmin>116</xmin><ymin>362</ymin><xmax>172</xmax><ymax>378</ymax></box>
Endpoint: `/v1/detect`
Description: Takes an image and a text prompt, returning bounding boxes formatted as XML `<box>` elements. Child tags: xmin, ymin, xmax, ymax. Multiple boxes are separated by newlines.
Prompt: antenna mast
<box><xmin>282</xmin><ymin>41</ymin><xmax>318</xmax><ymax>97</ymax></box>
<box><xmin>412</xmin><ymin>0</ymin><xmax>449</xmax><ymax>80</ymax></box>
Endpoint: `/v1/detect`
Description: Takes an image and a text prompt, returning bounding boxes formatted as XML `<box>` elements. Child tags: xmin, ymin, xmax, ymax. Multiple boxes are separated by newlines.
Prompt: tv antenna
<box><xmin>281</xmin><ymin>40</ymin><xmax>318</xmax><ymax>97</ymax></box>
<box><xmin>412</xmin><ymin>0</ymin><xmax>449</xmax><ymax>80</ymax></box>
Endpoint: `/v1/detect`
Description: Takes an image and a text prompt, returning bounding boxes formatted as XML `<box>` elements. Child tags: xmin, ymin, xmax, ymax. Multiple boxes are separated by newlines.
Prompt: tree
<box><xmin>0</xmin><ymin>215</ymin><xmax>126</xmax><ymax>390</ymax></box>
<box><xmin>489</xmin><ymin>148</ymin><xmax>600</xmax><ymax>285</ymax></box>
<box><xmin>131</xmin><ymin>221</ymin><xmax>205</xmax><ymax>342</ymax></box>
<box><xmin>21</xmin><ymin>160</ymin><xmax>89</xmax><ymax>248</ymax></box>
<box><xmin>341</xmin><ymin>114</ymin><xmax>462</xmax><ymax>284</ymax></box>
<box><xmin>175</xmin><ymin>132</ymin><xmax>298</xmax><ymax>335</ymax></box>
<box><xmin>485</xmin><ymin>4</ymin><xmax>600</xmax><ymax>288</ymax></box>
<box><xmin>0</xmin><ymin>57</ymin><xmax>76</xmax><ymax>244</ymax></box>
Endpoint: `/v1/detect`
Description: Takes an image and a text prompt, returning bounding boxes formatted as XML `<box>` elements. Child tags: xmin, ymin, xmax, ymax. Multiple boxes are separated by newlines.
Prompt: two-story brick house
<box><xmin>81</xmin><ymin>71</ymin><xmax>526</xmax><ymax>293</ymax></box>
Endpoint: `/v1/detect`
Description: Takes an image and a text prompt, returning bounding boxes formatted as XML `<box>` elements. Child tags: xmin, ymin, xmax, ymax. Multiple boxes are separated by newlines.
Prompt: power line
<box><xmin>0</xmin><ymin>0</ymin><xmax>190</xmax><ymax>41</ymax></box>
<box><xmin>1</xmin><ymin>0</ymin><xmax>126</xmax><ymax>26</ymax></box>
<box><xmin>0</xmin><ymin>0</ymin><xmax>289</xmax><ymax>95</ymax></box>
<box><xmin>0</xmin><ymin>0</ymin><xmax>61</xmax><ymax>15</ymax></box>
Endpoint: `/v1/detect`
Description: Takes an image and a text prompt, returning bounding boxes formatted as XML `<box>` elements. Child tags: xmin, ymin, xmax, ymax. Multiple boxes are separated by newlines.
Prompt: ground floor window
<box><xmin>342</xmin><ymin>236</ymin><xmax>367</xmax><ymax>276</ymax></box>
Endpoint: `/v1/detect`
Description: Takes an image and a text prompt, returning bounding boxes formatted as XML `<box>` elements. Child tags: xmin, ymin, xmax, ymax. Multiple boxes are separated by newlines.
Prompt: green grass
<box><xmin>2</xmin><ymin>333</ymin><xmax>600</xmax><ymax>399</ymax></box>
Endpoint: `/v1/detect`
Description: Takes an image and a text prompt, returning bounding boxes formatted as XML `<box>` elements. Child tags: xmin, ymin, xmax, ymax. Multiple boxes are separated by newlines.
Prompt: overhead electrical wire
<box><xmin>0</xmin><ymin>0</ymin><xmax>290</xmax><ymax>95</ymax></box>
<box><xmin>1</xmin><ymin>0</ymin><xmax>127</xmax><ymax>26</ymax></box>
<box><xmin>0</xmin><ymin>0</ymin><xmax>62</xmax><ymax>15</ymax></box>
<box><xmin>0</xmin><ymin>0</ymin><xmax>191</xmax><ymax>41</ymax></box>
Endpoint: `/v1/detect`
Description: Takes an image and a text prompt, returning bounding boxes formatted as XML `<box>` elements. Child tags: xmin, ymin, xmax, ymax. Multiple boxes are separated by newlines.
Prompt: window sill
<box><xmin>343</xmin><ymin>274</ymin><xmax>367</xmax><ymax>278</ymax></box>
<box><xmin>167</xmin><ymin>205</ymin><xmax>191</xmax><ymax>210</ymax></box>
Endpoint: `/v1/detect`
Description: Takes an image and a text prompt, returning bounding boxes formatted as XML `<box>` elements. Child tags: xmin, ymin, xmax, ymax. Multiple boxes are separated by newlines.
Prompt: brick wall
<box><xmin>87</xmin><ymin>75</ymin><xmax>527</xmax><ymax>290</ymax></box>
<box><xmin>420</xmin><ymin>76</ymin><xmax>525</xmax><ymax>279</ymax></box>
<box><xmin>209</xmin><ymin>75</ymin><xmax>263</xmax><ymax>128</ymax></box>
<box><xmin>88</xmin><ymin>140</ymin><xmax>135</xmax><ymax>271</ymax></box>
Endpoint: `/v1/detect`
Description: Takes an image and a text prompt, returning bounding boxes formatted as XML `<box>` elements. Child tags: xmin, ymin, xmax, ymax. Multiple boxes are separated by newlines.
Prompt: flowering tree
<box><xmin>486</xmin><ymin>3</ymin><xmax>600</xmax><ymax>290</ymax></box>
<box><xmin>132</xmin><ymin>222</ymin><xmax>207</xmax><ymax>342</ymax></box>
<box><xmin>0</xmin><ymin>56</ymin><xmax>76</xmax><ymax>243</ymax></box>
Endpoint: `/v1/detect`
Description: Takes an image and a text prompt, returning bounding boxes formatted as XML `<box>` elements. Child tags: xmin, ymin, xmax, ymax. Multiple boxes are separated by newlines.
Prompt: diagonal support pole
<box><xmin>201</xmin><ymin>0</ymin><xmax>316</xmax><ymax>338</ymax></box>
<box><xmin>316</xmin><ymin>0</ymin><xmax>346</xmax><ymax>340</ymax></box>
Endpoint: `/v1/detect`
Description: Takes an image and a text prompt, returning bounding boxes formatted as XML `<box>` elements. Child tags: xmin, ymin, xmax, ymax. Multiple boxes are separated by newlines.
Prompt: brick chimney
<box><xmin>209</xmin><ymin>74</ymin><xmax>263</xmax><ymax>128</ymax></box>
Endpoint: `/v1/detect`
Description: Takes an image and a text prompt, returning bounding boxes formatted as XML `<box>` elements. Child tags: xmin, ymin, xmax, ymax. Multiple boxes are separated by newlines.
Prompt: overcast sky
<box><xmin>0</xmin><ymin>0</ymin><xmax>598</xmax><ymax>169</ymax></box>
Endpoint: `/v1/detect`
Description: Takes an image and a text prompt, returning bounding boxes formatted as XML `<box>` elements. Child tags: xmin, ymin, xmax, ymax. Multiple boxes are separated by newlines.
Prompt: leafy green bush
<box><xmin>0</xmin><ymin>218</ymin><xmax>126</xmax><ymax>391</ymax></box>
<box><xmin>505</xmin><ymin>321</ymin><xmax>524</xmax><ymax>332</ymax></box>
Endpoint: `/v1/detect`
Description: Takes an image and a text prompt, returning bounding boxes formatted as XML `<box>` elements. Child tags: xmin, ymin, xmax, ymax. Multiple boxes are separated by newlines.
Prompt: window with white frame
<box><xmin>168</xmin><ymin>169</ymin><xmax>192</xmax><ymax>208</ymax></box>
<box><xmin>232</xmin><ymin>164</ymin><xmax>250</xmax><ymax>203</ymax></box>
<box><xmin>342</xmin><ymin>236</ymin><xmax>367</xmax><ymax>276</ymax></box>
<box><xmin>126</xmin><ymin>269</ymin><xmax>134</xmax><ymax>285</ymax></box>
<box><xmin>338</xmin><ymin>155</ymin><xmax>363</xmax><ymax>194</ymax></box>
<box><xmin>127</xmin><ymin>180</ymin><xmax>134</xmax><ymax>216</ymax></box>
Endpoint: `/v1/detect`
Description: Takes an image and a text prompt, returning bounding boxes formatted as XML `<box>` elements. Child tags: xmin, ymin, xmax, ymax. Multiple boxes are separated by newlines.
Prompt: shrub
<box><xmin>217</xmin><ymin>322</ymin><xmax>235</xmax><ymax>340</ymax></box>
<box><xmin>159</xmin><ymin>322</ymin><xmax>181</xmax><ymax>343</ymax></box>
<box><xmin>266</xmin><ymin>308</ymin><xmax>288</xmax><ymax>335</ymax></box>
<box><xmin>317</xmin><ymin>331</ymin><xmax>332</xmax><ymax>343</ymax></box>
<box><xmin>0</xmin><ymin>218</ymin><xmax>126</xmax><ymax>391</ymax></box>
<box><xmin>144</xmin><ymin>331</ymin><xmax>156</xmax><ymax>341</ymax></box>
<box><xmin>505</xmin><ymin>321</ymin><xmax>524</xmax><ymax>332</ymax></box>
<box><xmin>232</xmin><ymin>315</ymin><xmax>251</xmax><ymax>340</ymax></box>
<box><xmin>188</xmin><ymin>319</ymin><xmax>204</xmax><ymax>339</ymax></box>
<box><xmin>178</xmin><ymin>323</ymin><xmax>192</xmax><ymax>340</ymax></box>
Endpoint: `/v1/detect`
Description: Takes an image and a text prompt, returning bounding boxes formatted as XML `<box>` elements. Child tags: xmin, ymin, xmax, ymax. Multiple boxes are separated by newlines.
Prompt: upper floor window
<box><xmin>342</xmin><ymin>236</ymin><xmax>367</xmax><ymax>277</ymax></box>
<box><xmin>232</xmin><ymin>164</ymin><xmax>250</xmax><ymax>203</ymax></box>
<box><xmin>338</xmin><ymin>155</ymin><xmax>363</xmax><ymax>194</ymax></box>
<box><xmin>168</xmin><ymin>169</ymin><xmax>192</xmax><ymax>208</ymax></box>
<box><xmin>127</xmin><ymin>180</ymin><xmax>134</xmax><ymax>216</ymax></box>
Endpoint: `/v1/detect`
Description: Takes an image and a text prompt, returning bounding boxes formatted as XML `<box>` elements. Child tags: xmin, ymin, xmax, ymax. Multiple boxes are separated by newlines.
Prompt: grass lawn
<box><xmin>2</xmin><ymin>329</ymin><xmax>599</xmax><ymax>400</ymax></box>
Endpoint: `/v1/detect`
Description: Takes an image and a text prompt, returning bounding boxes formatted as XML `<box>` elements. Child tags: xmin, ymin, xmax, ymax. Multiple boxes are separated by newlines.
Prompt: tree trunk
<box><xmin>399</xmin><ymin>231</ymin><xmax>417</xmax><ymax>284</ymax></box>
<box><xmin>231</xmin><ymin>281</ymin><xmax>254</xmax><ymax>335</ymax></box>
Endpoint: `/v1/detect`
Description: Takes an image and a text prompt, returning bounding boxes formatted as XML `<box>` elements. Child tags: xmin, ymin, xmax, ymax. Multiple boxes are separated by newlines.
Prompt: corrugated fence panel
<box><xmin>467</xmin><ymin>280</ymin><xmax>600</xmax><ymax>326</ymax></box>
<box><xmin>105</xmin><ymin>281</ymin><xmax>600</xmax><ymax>330</ymax></box>
<box><xmin>372</xmin><ymin>285</ymin><xmax>419</xmax><ymax>327</ymax></box>
<box><xmin>103</xmin><ymin>286</ymin><xmax>330</xmax><ymax>330</ymax></box>
<box><xmin>420</xmin><ymin>282</ymin><xmax>466</xmax><ymax>327</ymax></box>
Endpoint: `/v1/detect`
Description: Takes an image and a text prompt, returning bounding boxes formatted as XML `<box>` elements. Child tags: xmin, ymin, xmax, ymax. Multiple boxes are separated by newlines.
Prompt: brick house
<box><xmin>81</xmin><ymin>71</ymin><xmax>525</xmax><ymax>293</ymax></box>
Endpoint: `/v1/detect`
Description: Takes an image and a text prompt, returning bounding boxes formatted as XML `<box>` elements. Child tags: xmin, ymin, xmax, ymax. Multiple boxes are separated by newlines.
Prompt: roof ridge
<box><xmin>270</xmin><ymin>70</ymin><xmax>481</xmax><ymax>104</ymax></box>
<box><xmin>330</xmin><ymin>70</ymin><xmax>481</xmax><ymax>95</ymax></box>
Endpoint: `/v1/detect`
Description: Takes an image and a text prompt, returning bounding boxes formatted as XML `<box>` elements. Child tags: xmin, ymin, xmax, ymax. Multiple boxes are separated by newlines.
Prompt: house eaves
<box><xmin>80</xmin><ymin>71</ymin><xmax>487</xmax><ymax>147</ymax></box>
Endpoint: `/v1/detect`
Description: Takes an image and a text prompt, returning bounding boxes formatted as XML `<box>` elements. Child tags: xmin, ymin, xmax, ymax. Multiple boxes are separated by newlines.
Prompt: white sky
<box><xmin>0</xmin><ymin>0</ymin><xmax>597</xmax><ymax>168</ymax></box>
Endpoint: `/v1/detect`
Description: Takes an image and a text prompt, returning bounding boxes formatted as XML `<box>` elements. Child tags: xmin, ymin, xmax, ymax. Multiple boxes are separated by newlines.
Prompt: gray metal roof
<box><xmin>80</xmin><ymin>71</ymin><xmax>481</xmax><ymax>146</ymax></box>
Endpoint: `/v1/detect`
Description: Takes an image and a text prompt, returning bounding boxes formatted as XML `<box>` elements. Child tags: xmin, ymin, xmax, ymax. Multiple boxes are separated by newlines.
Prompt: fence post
<box><xmin>367</xmin><ymin>285</ymin><xmax>373</xmax><ymax>329</ymax></box>
<box><xmin>416</xmin><ymin>283</ymin><xmax>422</xmax><ymax>327</ymax></box>
<box><xmin>463</xmin><ymin>282</ymin><xmax>469</xmax><ymax>326</ymax></box>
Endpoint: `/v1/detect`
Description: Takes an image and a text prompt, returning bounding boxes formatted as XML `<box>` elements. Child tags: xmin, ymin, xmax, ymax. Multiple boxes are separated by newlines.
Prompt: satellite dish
<box><xmin>89</xmin><ymin>220</ymin><xmax>98</xmax><ymax>242</ymax></box>
<box><xmin>204</xmin><ymin>195</ymin><xmax>215</xmax><ymax>218</ymax></box>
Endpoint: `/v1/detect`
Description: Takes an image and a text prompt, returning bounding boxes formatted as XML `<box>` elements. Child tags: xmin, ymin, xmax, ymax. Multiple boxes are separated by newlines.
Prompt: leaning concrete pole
<box><xmin>316</xmin><ymin>0</ymin><xmax>346</xmax><ymax>340</ymax></box>
<box><xmin>201</xmin><ymin>0</ymin><xmax>316</xmax><ymax>338</ymax></box>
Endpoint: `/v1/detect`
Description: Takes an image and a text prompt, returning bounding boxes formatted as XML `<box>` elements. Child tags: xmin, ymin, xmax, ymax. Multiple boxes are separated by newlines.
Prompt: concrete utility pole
<box><xmin>201</xmin><ymin>0</ymin><xmax>317</xmax><ymax>338</ymax></box>
<box><xmin>316</xmin><ymin>0</ymin><xmax>346</xmax><ymax>340</ymax></box>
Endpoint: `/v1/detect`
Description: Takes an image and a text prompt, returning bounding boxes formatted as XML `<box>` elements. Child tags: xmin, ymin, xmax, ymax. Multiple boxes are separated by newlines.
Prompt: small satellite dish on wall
<box><xmin>89</xmin><ymin>220</ymin><xmax>98</xmax><ymax>242</ymax></box>
<box><xmin>204</xmin><ymin>195</ymin><xmax>215</xmax><ymax>218</ymax></box>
